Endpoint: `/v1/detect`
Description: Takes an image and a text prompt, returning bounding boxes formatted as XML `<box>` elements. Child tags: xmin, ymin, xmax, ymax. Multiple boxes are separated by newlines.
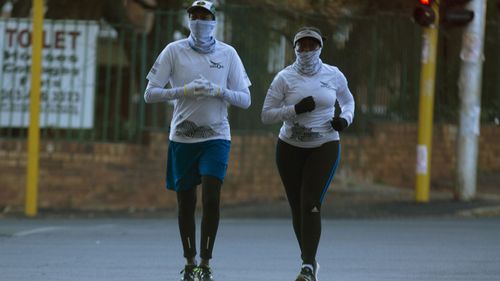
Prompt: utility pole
<box><xmin>456</xmin><ymin>0</ymin><xmax>488</xmax><ymax>201</ymax></box>
<box><xmin>25</xmin><ymin>0</ymin><xmax>44</xmax><ymax>217</ymax></box>
<box><xmin>413</xmin><ymin>0</ymin><xmax>440</xmax><ymax>203</ymax></box>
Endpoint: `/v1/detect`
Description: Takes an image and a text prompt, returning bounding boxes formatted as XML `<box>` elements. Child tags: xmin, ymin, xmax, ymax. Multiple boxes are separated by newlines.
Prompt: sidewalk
<box><xmin>221</xmin><ymin>183</ymin><xmax>500</xmax><ymax>219</ymax></box>
<box><xmin>2</xmin><ymin>183</ymin><xmax>500</xmax><ymax>219</ymax></box>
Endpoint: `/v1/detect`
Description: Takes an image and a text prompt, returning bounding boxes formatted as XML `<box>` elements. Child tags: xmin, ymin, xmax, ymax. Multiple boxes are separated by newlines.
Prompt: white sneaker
<box><xmin>296</xmin><ymin>263</ymin><xmax>319</xmax><ymax>281</ymax></box>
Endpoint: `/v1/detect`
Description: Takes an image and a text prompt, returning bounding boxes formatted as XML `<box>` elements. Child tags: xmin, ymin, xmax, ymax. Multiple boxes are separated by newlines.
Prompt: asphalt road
<box><xmin>1</xmin><ymin>218</ymin><xmax>499</xmax><ymax>281</ymax></box>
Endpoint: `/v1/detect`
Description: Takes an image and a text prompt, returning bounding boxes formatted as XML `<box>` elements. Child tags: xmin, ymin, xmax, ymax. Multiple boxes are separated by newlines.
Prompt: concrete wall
<box><xmin>1</xmin><ymin>123</ymin><xmax>499</xmax><ymax>211</ymax></box>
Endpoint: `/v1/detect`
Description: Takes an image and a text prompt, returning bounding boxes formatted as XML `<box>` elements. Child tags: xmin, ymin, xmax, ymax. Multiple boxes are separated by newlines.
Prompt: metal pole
<box><xmin>456</xmin><ymin>0</ymin><xmax>487</xmax><ymax>201</ymax></box>
<box><xmin>415</xmin><ymin>1</ymin><xmax>439</xmax><ymax>203</ymax></box>
<box><xmin>25</xmin><ymin>0</ymin><xmax>44</xmax><ymax>217</ymax></box>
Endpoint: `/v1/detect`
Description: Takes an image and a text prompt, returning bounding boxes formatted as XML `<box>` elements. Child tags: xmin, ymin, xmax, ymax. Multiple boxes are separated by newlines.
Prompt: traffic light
<box><xmin>413</xmin><ymin>0</ymin><xmax>436</xmax><ymax>27</ymax></box>
<box><xmin>441</xmin><ymin>0</ymin><xmax>474</xmax><ymax>26</ymax></box>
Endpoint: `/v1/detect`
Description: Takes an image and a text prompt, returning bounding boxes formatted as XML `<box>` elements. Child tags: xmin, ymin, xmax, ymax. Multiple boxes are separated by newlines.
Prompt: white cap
<box><xmin>187</xmin><ymin>1</ymin><xmax>216</xmax><ymax>19</ymax></box>
<box><xmin>293</xmin><ymin>27</ymin><xmax>326</xmax><ymax>47</ymax></box>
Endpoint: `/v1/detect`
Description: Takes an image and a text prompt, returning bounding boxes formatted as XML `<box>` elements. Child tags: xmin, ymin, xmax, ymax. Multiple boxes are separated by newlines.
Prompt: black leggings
<box><xmin>276</xmin><ymin>139</ymin><xmax>340</xmax><ymax>265</ymax></box>
<box><xmin>177</xmin><ymin>176</ymin><xmax>221</xmax><ymax>260</ymax></box>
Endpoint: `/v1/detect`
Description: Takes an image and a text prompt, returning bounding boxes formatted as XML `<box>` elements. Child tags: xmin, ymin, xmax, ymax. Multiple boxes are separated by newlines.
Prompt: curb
<box><xmin>457</xmin><ymin>205</ymin><xmax>500</xmax><ymax>217</ymax></box>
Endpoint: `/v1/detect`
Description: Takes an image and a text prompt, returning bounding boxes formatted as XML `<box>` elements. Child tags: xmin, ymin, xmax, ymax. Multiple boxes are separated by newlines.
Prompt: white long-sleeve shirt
<box><xmin>144</xmin><ymin>81</ymin><xmax>251</xmax><ymax>109</ymax></box>
<box><xmin>145</xmin><ymin>39</ymin><xmax>251</xmax><ymax>143</ymax></box>
<box><xmin>261</xmin><ymin>64</ymin><xmax>355</xmax><ymax>148</ymax></box>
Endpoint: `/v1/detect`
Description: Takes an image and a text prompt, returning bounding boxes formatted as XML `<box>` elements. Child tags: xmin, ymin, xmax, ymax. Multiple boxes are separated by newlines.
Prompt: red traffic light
<box><xmin>413</xmin><ymin>3</ymin><xmax>436</xmax><ymax>26</ymax></box>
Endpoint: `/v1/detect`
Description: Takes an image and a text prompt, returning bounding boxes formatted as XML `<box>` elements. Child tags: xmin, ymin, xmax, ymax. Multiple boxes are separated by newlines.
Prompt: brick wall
<box><xmin>1</xmin><ymin>123</ymin><xmax>499</xmax><ymax>211</ymax></box>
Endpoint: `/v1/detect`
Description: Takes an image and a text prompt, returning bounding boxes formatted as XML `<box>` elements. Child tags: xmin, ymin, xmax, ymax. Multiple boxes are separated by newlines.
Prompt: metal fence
<box><xmin>1</xmin><ymin>6</ymin><xmax>499</xmax><ymax>143</ymax></box>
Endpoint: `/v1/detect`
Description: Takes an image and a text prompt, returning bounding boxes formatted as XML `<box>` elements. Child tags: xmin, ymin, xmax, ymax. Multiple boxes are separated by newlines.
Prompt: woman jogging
<box><xmin>261</xmin><ymin>26</ymin><xmax>355</xmax><ymax>281</ymax></box>
<box><xmin>144</xmin><ymin>1</ymin><xmax>251</xmax><ymax>280</ymax></box>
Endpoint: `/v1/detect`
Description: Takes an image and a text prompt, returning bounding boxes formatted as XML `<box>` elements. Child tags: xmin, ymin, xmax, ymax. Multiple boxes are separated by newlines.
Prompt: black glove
<box><xmin>294</xmin><ymin>96</ymin><xmax>315</xmax><ymax>114</ymax></box>
<box><xmin>331</xmin><ymin>117</ymin><xmax>348</xmax><ymax>131</ymax></box>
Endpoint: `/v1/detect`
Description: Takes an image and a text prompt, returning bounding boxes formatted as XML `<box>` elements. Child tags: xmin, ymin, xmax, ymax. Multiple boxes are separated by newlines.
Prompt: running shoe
<box><xmin>196</xmin><ymin>265</ymin><xmax>215</xmax><ymax>281</ymax></box>
<box><xmin>295</xmin><ymin>264</ymin><xmax>317</xmax><ymax>281</ymax></box>
<box><xmin>180</xmin><ymin>265</ymin><xmax>197</xmax><ymax>281</ymax></box>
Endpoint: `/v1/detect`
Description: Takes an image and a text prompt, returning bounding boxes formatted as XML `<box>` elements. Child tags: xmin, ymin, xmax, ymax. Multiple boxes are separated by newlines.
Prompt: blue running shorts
<box><xmin>166</xmin><ymin>139</ymin><xmax>231</xmax><ymax>192</ymax></box>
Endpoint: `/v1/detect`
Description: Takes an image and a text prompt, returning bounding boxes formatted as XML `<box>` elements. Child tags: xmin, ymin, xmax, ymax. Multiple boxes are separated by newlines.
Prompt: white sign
<box><xmin>421</xmin><ymin>32</ymin><xmax>430</xmax><ymax>64</ymax></box>
<box><xmin>0</xmin><ymin>19</ymin><xmax>98</xmax><ymax>128</ymax></box>
<box><xmin>460</xmin><ymin>32</ymin><xmax>482</xmax><ymax>63</ymax></box>
<box><xmin>460</xmin><ymin>105</ymin><xmax>481</xmax><ymax>136</ymax></box>
<box><xmin>416</xmin><ymin>145</ymin><xmax>428</xmax><ymax>175</ymax></box>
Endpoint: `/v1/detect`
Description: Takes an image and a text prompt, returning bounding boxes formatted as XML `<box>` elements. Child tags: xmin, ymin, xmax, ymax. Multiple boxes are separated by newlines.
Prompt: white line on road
<box><xmin>12</xmin><ymin>224</ymin><xmax>117</xmax><ymax>237</ymax></box>
<box><xmin>13</xmin><ymin>226</ymin><xmax>66</xmax><ymax>237</ymax></box>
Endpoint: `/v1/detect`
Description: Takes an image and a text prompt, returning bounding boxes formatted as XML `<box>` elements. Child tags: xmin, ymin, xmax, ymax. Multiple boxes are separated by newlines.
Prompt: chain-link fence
<box><xmin>1</xmin><ymin>6</ymin><xmax>499</xmax><ymax>143</ymax></box>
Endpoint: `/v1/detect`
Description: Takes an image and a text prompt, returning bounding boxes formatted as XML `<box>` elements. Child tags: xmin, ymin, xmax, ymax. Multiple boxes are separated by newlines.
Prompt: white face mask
<box><xmin>189</xmin><ymin>20</ymin><xmax>216</xmax><ymax>40</ymax></box>
<box><xmin>293</xmin><ymin>48</ymin><xmax>322</xmax><ymax>76</ymax></box>
<box><xmin>188</xmin><ymin>20</ymin><xmax>217</xmax><ymax>54</ymax></box>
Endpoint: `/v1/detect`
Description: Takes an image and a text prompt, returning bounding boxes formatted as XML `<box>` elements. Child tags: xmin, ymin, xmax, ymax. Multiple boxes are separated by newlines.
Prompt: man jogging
<box><xmin>144</xmin><ymin>1</ymin><xmax>251</xmax><ymax>280</ymax></box>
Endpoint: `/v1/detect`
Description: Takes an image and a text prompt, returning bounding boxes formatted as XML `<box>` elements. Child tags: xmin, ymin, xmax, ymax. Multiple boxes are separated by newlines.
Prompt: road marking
<box><xmin>13</xmin><ymin>226</ymin><xmax>65</xmax><ymax>237</ymax></box>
